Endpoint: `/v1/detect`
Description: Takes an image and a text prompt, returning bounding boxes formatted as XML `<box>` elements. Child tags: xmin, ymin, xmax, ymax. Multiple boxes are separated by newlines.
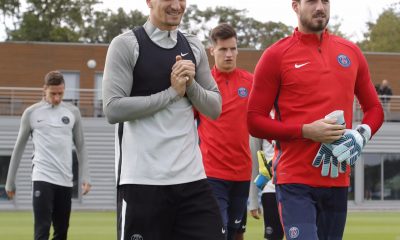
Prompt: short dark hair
<box><xmin>210</xmin><ymin>23</ymin><xmax>237</xmax><ymax>45</ymax></box>
<box><xmin>44</xmin><ymin>71</ymin><xmax>65</xmax><ymax>86</ymax></box>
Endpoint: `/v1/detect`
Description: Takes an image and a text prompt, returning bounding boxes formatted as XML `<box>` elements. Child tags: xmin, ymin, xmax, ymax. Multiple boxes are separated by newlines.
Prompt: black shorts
<box><xmin>261</xmin><ymin>192</ymin><xmax>284</xmax><ymax>240</ymax></box>
<box><xmin>117</xmin><ymin>179</ymin><xmax>224</xmax><ymax>240</ymax></box>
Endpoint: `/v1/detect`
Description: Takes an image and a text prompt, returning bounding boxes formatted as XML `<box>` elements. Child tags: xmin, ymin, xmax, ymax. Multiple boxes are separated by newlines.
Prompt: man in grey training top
<box><xmin>102</xmin><ymin>0</ymin><xmax>224</xmax><ymax>240</ymax></box>
<box><xmin>5</xmin><ymin>70</ymin><xmax>91</xmax><ymax>240</ymax></box>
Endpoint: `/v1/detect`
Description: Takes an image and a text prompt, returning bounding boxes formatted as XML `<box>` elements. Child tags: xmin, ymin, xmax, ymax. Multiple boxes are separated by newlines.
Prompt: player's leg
<box><xmin>32</xmin><ymin>181</ymin><xmax>54</xmax><ymax>240</ymax></box>
<box><xmin>172</xmin><ymin>179</ymin><xmax>225</xmax><ymax>240</ymax></box>
<box><xmin>207</xmin><ymin>178</ymin><xmax>231</xmax><ymax>238</ymax></box>
<box><xmin>316</xmin><ymin>187</ymin><xmax>348</xmax><ymax>240</ymax></box>
<box><xmin>116</xmin><ymin>184</ymin><xmax>175</xmax><ymax>240</ymax></box>
<box><xmin>261</xmin><ymin>192</ymin><xmax>284</xmax><ymax>240</ymax></box>
<box><xmin>227</xmin><ymin>181</ymin><xmax>250</xmax><ymax>240</ymax></box>
<box><xmin>52</xmin><ymin>184</ymin><xmax>72</xmax><ymax>240</ymax></box>
<box><xmin>234</xmin><ymin>208</ymin><xmax>247</xmax><ymax>240</ymax></box>
<box><xmin>275</xmin><ymin>184</ymin><xmax>318</xmax><ymax>240</ymax></box>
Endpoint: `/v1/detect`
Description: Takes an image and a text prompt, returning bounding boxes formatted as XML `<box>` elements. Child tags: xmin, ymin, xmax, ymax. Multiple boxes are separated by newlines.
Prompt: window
<box><xmin>348</xmin><ymin>167</ymin><xmax>355</xmax><ymax>200</ymax></box>
<box><xmin>0</xmin><ymin>155</ymin><xmax>11</xmax><ymax>200</ymax></box>
<box><xmin>72</xmin><ymin>150</ymin><xmax>79</xmax><ymax>199</ymax></box>
<box><xmin>364</xmin><ymin>153</ymin><xmax>382</xmax><ymax>200</ymax></box>
<box><xmin>383</xmin><ymin>154</ymin><xmax>400</xmax><ymax>200</ymax></box>
<box><xmin>61</xmin><ymin>71</ymin><xmax>80</xmax><ymax>102</ymax></box>
<box><xmin>94</xmin><ymin>72</ymin><xmax>103</xmax><ymax>117</ymax></box>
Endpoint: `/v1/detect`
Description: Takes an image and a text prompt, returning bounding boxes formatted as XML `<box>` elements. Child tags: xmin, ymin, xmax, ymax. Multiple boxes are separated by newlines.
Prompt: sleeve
<box><xmin>185</xmin><ymin>36</ymin><xmax>222</xmax><ymax>120</ymax></box>
<box><xmin>248</xmin><ymin>136</ymin><xmax>263</xmax><ymax>211</ymax></box>
<box><xmin>102</xmin><ymin>34</ymin><xmax>181</xmax><ymax>124</ymax></box>
<box><xmin>71</xmin><ymin>107</ymin><xmax>91</xmax><ymax>185</ymax></box>
<box><xmin>5</xmin><ymin>109</ymin><xmax>32</xmax><ymax>192</ymax></box>
<box><xmin>354</xmin><ymin>49</ymin><xmax>384</xmax><ymax>136</ymax></box>
<box><xmin>247</xmin><ymin>48</ymin><xmax>303</xmax><ymax>141</ymax></box>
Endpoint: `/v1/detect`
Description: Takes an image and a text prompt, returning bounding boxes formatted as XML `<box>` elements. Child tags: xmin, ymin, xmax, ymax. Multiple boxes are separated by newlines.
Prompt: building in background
<box><xmin>0</xmin><ymin>41</ymin><xmax>400</xmax><ymax>210</ymax></box>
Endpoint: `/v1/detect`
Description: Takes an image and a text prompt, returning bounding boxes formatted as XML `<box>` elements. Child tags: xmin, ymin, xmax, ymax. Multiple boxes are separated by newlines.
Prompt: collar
<box><xmin>212</xmin><ymin>66</ymin><xmax>238</xmax><ymax>79</ymax></box>
<box><xmin>144</xmin><ymin>20</ymin><xmax>178</xmax><ymax>45</ymax></box>
<box><xmin>293</xmin><ymin>27</ymin><xmax>330</xmax><ymax>44</ymax></box>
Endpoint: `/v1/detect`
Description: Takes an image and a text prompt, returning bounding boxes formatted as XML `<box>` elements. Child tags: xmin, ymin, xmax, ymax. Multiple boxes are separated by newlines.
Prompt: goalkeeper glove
<box><xmin>332</xmin><ymin>124</ymin><xmax>371</xmax><ymax>166</ymax></box>
<box><xmin>312</xmin><ymin>110</ymin><xmax>346</xmax><ymax>178</ymax></box>
<box><xmin>312</xmin><ymin>143</ymin><xmax>347</xmax><ymax>178</ymax></box>
<box><xmin>254</xmin><ymin>150</ymin><xmax>273</xmax><ymax>190</ymax></box>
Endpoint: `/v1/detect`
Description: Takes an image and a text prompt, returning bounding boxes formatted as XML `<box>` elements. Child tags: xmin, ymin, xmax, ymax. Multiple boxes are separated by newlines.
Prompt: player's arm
<box><xmin>5</xmin><ymin>109</ymin><xmax>32</xmax><ymax>199</ymax></box>
<box><xmin>71</xmin><ymin>107</ymin><xmax>91</xmax><ymax>195</ymax></box>
<box><xmin>102</xmin><ymin>34</ymin><xmax>182</xmax><ymax>124</ymax></box>
<box><xmin>247</xmin><ymin>48</ymin><xmax>302</xmax><ymax>141</ymax></box>
<box><xmin>185</xmin><ymin>36</ymin><xmax>222</xmax><ymax>120</ymax></box>
<box><xmin>248</xmin><ymin>136</ymin><xmax>263</xmax><ymax>219</ymax></box>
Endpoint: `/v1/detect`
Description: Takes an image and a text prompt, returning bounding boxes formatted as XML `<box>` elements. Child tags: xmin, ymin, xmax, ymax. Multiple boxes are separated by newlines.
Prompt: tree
<box><xmin>82</xmin><ymin>8</ymin><xmax>147</xmax><ymax>43</ymax></box>
<box><xmin>9</xmin><ymin>0</ymin><xmax>101</xmax><ymax>42</ymax></box>
<box><xmin>181</xmin><ymin>5</ymin><xmax>292</xmax><ymax>49</ymax></box>
<box><xmin>358</xmin><ymin>8</ymin><xmax>400</xmax><ymax>52</ymax></box>
<box><xmin>0</xmin><ymin>0</ymin><xmax>20</xmax><ymax>40</ymax></box>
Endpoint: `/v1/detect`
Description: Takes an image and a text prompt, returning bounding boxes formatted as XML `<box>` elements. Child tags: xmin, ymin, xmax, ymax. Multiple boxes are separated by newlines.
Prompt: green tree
<box><xmin>359</xmin><ymin>8</ymin><xmax>400</xmax><ymax>52</ymax></box>
<box><xmin>9</xmin><ymin>0</ymin><xmax>100</xmax><ymax>42</ymax></box>
<box><xmin>181</xmin><ymin>5</ymin><xmax>292</xmax><ymax>49</ymax></box>
<box><xmin>82</xmin><ymin>8</ymin><xmax>147</xmax><ymax>43</ymax></box>
<box><xmin>0</xmin><ymin>0</ymin><xmax>20</xmax><ymax>40</ymax></box>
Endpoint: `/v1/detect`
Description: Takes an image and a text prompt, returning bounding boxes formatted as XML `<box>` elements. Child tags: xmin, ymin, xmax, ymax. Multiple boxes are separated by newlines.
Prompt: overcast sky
<box><xmin>99</xmin><ymin>0</ymin><xmax>398</xmax><ymax>42</ymax></box>
<box><xmin>1</xmin><ymin>0</ymin><xmax>398</xmax><ymax>42</ymax></box>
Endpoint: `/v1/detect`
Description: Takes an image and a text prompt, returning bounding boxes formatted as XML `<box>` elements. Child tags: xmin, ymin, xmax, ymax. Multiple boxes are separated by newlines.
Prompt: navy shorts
<box><xmin>276</xmin><ymin>184</ymin><xmax>348</xmax><ymax>240</ymax></box>
<box><xmin>207</xmin><ymin>178</ymin><xmax>250</xmax><ymax>240</ymax></box>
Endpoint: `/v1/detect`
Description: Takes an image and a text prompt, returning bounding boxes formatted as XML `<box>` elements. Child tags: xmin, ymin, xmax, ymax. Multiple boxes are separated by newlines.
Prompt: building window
<box><xmin>61</xmin><ymin>71</ymin><xmax>80</xmax><ymax>103</ymax></box>
<box><xmin>348</xmin><ymin>167</ymin><xmax>355</xmax><ymax>200</ymax></box>
<box><xmin>94</xmin><ymin>72</ymin><xmax>103</xmax><ymax>117</ymax></box>
<box><xmin>383</xmin><ymin>154</ymin><xmax>400</xmax><ymax>200</ymax></box>
<box><xmin>364</xmin><ymin>153</ymin><xmax>382</xmax><ymax>200</ymax></box>
<box><xmin>72</xmin><ymin>150</ymin><xmax>79</xmax><ymax>199</ymax></box>
<box><xmin>0</xmin><ymin>155</ymin><xmax>11</xmax><ymax>200</ymax></box>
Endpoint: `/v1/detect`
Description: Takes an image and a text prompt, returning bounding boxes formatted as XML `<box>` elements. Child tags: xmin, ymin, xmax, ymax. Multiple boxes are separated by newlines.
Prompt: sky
<box><xmin>99</xmin><ymin>0</ymin><xmax>399</xmax><ymax>42</ymax></box>
<box><xmin>1</xmin><ymin>0</ymin><xmax>398</xmax><ymax>42</ymax></box>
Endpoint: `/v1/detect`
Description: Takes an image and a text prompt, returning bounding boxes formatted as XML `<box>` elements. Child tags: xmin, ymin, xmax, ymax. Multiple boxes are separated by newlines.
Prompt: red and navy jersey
<box><xmin>198</xmin><ymin>67</ymin><xmax>253</xmax><ymax>181</ymax></box>
<box><xmin>247</xmin><ymin>29</ymin><xmax>384</xmax><ymax>187</ymax></box>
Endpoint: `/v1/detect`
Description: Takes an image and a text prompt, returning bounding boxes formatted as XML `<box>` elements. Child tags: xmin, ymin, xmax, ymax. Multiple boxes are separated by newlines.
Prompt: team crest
<box><xmin>289</xmin><ymin>226</ymin><xmax>299</xmax><ymax>239</ymax></box>
<box><xmin>62</xmin><ymin>116</ymin><xmax>70</xmax><ymax>124</ymax></box>
<box><xmin>131</xmin><ymin>234</ymin><xmax>143</xmax><ymax>240</ymax></box>
<box><xmin>337</xmin><ymin>54</ymin><xmax>351</xmax><ymax>67</ymax></box>
<box><xmin>237</xmin><ymin>87</ymin><xmax>248</xmax><ymax>98</ymax></box>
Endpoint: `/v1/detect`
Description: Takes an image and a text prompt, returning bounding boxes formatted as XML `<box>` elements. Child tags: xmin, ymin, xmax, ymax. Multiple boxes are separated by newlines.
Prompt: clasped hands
<box><xmin>171</xmin><ymin>55</ymin><xmax>195</xmax><ymax>97</ymax></box>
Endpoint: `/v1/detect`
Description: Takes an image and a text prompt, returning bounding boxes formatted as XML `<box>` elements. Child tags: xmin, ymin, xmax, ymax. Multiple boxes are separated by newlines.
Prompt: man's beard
<box><xmin>300</xmin><ymin>14</ymin><xmax>329</xmax><ymax>32</ymax></box>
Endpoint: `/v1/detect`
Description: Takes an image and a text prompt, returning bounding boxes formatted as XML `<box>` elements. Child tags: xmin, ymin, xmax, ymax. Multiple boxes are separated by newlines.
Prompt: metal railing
<box><xmin>353</xmin><ymin>95</ymin><xmax>400</xmax><ymax>122</ymax></box>
<box><xmin>1</xmin><ymin>87</ymin><xmax>400</xmax><ymax>121</ymax></box>
<box><xmin>0</xmin><ymin>87</ymin><xmax>103</xmax><ymax>118</ymax></box>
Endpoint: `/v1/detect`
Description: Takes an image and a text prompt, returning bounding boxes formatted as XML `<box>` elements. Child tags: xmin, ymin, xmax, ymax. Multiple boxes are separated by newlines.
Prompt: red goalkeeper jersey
<box><xmin>247</xmin><ymin>29</ymin><xmax>384</xmax><ymax>187</ymax></box>
<box><xmin>197</xmin><ymin>67</ymin><xmax>253</xmax><ymax>181</ymax></box>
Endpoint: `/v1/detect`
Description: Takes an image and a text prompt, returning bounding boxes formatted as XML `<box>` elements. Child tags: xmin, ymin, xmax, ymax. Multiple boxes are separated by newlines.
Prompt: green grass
<box><xmin>0</xmin><ymin>211</ymin><xmax>399</xmax><ymax>239</ymax></box>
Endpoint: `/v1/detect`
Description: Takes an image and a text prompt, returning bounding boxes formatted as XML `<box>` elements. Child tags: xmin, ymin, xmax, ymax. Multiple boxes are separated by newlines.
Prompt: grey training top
<box><xmin>6</xmin><ymin>100</ymin><xmax>90</xmax><ymax>192</ymax></box>
<box><xmin>102</xmin><ymin>20</ymin><xmax>222</xmax><ymax>185</ymax></box>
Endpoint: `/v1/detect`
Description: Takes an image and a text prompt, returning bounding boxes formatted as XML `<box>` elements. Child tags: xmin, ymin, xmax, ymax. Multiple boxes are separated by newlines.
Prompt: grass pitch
<box><xmin>0</xmin><ymin>211</ymin><xmax>399</xmax><ymax>239</ymax></box>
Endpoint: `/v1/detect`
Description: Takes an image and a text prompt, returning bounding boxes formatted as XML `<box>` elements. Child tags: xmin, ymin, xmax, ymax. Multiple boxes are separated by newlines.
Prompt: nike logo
<box><xmin>234</xmin><ymin>219</ymin><xmax>242</xmax><ymax>224</ymax></box>
<box><xmin>37</xmin><ymin>120</ymin><xmax>44</xmax><ymax>122</ymax></box>
<box><xmin>180</xmin><ymin>52</ymin><xmax>189</xmax><ymax>57</ymax></box>
<box><xmin>294</xmin><ymin>62</ymin><xmax>310</xmax><ymax>68</ymax></box>
<box><xmin>221</xmin><ymin>228</ymin><xmax>226</xmax><ymax>234</ymax></box>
